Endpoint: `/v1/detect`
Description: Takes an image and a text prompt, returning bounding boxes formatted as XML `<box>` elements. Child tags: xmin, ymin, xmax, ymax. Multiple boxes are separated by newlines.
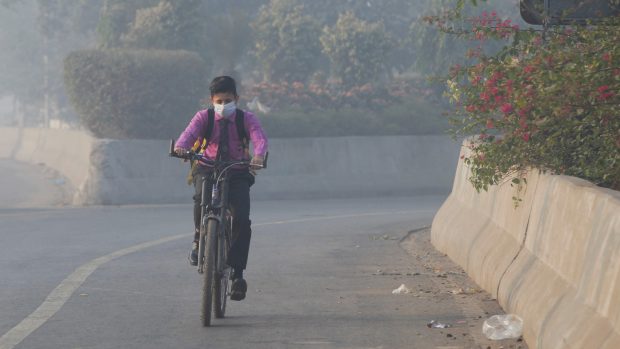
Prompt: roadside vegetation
<box><xmin>2</xmin><ymin>0</ymin><xmax>616</xmax><ymax>189</ymax></box>
<box><xmin>433</xmin><ymin>1</ymin><xmax>619</xmax><ymax>190</ymax></box>
<box><xmin>1</xmin><ymin>0</ymin><xmax>517</xmax><ymax>138</ymax></box>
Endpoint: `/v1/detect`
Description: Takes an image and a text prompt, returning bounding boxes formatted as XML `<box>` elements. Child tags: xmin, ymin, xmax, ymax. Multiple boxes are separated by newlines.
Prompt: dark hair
<box><xmin>209</xmin><ymin>76</ymin><xmax>237</xmax><ymax>97</ymax></box>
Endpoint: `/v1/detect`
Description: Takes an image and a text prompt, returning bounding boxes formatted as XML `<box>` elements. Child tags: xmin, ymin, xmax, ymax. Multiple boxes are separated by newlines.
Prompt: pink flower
<box><xmin>500</xmin><ymin>103</ymin><xmax>513</xmax><ymax>114</ymax></box>
<box><xmin>523</xmin><ymin>65</ymin><xmax>535</xmax><ymax>74</ymax></box>
<box><xmin>522</xmin><ymin>133</ymin><xmax>530</xmax><ymax>142</ymax></box>
<box><xmin>486</xmin><ymin>119</ymin><xmax>495</xmax><ymax>129</ymax></box>
<box><xmin>602</xmin><ymin>52</ymin><xmax>611</xmax><ymax>63</ymax></box>
<box><xmin>597</xmin><ymin>85</ymin><xmax>615</xmax><ymax>100</ymax></box>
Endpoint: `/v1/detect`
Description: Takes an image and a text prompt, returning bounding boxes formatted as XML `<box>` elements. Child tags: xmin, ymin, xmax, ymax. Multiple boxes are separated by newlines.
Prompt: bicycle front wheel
<box><xmin>214</xmin><ymin>210</ymin><xmax>233</xmax><ymax>318</ymax></box>
<box><xmin>201</xmin><ymin>218</ymin><xmax>218</xmax><ymax>327</ymax></box>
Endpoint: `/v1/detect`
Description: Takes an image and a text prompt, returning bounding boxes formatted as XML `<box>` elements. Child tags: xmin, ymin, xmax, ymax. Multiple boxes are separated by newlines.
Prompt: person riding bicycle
<box><xmin>174</xmin><ymin>76</ymin><xmax>268</xmax><ymax>301</ymax></box>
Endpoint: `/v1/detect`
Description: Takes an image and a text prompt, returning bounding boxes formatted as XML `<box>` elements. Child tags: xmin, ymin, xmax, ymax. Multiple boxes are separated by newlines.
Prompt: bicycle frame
<box><xmin>197</xmin><ymin>166</ymin><xmax>232</xmax><ymax>274</ymax></box>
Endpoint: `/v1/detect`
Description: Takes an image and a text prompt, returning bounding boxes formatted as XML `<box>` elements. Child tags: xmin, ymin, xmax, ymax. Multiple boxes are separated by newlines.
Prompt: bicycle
<box><xmin>169</xmin><ymin>139</ymin><xmax>267</xmax><ymax>326</ymax></box>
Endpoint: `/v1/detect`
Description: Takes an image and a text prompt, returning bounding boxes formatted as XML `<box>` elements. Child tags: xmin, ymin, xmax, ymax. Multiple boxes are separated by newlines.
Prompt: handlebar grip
<box><xmin>169</xmin><ymin>139</ymin><xmax>175</xmax><ymax>157</ymax></box>
<box><xmin>263</xmin><ymin>152</ymin><xmax>269</xmax><ymax>169</ymax></box>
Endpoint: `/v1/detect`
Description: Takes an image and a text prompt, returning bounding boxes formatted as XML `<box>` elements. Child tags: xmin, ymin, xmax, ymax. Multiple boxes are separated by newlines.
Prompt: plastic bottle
<box><xmin>482</xmin><ymin>314</ymin><xmax>523</xmax><ymax>340</ymax></box>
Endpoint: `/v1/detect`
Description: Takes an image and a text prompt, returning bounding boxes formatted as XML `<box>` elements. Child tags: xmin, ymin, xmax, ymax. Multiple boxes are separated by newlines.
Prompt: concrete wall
<box><xmin>432</xmin><ymin>143</ymin><xmax>620</xmax><ymax>348</ymax></box>
<box><xmin>0</xmin><ymin>128</ymin><xmax>461</xmax><ymax>205</ymax></box>
<box><xmin>1</xmin><ymin>127</ymin><xmax>94</xmax><ymax>204</ymax></box>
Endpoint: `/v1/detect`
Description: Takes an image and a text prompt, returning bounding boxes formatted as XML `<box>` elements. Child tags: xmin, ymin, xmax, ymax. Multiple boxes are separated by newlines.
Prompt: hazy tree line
<box><xmin>0</xmin><ymin>0</ymin><xmax>520</xmax><ymax>134</ymax></box>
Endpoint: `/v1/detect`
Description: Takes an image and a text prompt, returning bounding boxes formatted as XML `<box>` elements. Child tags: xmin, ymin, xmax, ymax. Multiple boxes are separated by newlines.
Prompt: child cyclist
<box><xmin>174</xmin><ymin>76</ymin><xmax>268</xmax><ymax>301</ymax></box>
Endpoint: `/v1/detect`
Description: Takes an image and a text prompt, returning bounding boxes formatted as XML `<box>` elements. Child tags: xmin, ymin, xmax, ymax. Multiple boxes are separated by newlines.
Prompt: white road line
<box><xmin>0</xmin><ymin>209</ymin><xmax>429</xmax><ymax>349</ymax></box>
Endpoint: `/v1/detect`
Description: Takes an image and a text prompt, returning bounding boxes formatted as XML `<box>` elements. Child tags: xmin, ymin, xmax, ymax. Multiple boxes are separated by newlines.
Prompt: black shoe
<box><xmin>188</xmin><ymin>241</ymin><xmax>198</xmax><ymax>266</ymax></box>
<box><xmin>230</xmin><ymin>278</ymin><xmax>247</xmax><ymax>301</ymax></box>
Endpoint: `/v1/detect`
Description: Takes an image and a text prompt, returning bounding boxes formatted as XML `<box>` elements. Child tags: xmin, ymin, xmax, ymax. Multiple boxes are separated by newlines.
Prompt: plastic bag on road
<box><xmin>427</xmin><ymin>320</ymin><xmax>451</xmax><ymax>329</ymax></box>
<box><xmin>392</xmin><ymin>284</ymin><xmax>411</xmax><ymax>294</ymax></box>
<box><xmin>482</xmin><ymin>314</ymin><xmax>523</xmax><ymax>340</ymax></box>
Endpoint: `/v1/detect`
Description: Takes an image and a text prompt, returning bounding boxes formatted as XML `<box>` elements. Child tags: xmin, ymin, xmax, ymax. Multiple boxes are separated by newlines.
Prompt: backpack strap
<box><xmin>235</xmin><ymin>109</ymin><xmax>249</xmax><ymax>155</ymax></box>
<box><xmin>196</xmin><ymin>108</ymin><xmax>215</xmax><ymax>154</ymax></box>
<box><xmin>205</xmin><ymin>108</ymin><xmax>215</xmax><ymax>143</ymax></box>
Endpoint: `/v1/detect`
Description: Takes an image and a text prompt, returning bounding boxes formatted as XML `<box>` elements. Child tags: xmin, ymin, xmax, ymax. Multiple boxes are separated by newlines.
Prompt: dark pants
<box><xmin>193</xmin><ymin>165</ymin><xmax>254</xmax><ymax>270</ymax></box>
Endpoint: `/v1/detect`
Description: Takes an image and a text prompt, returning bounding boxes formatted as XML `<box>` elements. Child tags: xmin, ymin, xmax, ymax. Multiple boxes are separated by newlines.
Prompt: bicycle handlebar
<box><xmin>168</xmin><ymin>139</ymin><xmax>268</xmax><ymax>169</ymax></box>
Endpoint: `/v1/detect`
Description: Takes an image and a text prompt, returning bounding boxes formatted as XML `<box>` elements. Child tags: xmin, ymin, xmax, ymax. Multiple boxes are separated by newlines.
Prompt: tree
<box><xmin>123</xmin><ymin>0</ymin><xmax>206</xmax><ymax>53</ymax></box>
<box><xmin>0</xmin><ymin>0</ymin><xmax>102</xmax><ymax>126</ymax></box>
<box><xmin>251</xmin><ymin>0</ymin><xmax>322</xmax><ymax>83</ymax></box>
<box><xmin>201</xmin><ymin>8</ymin><xmax>252</xmax><ymax>78</ymax></box>
<box><xmin>96</xmin><ymin>0</ymin><xmax>154</xmax><ymax>49</ymax></box>
<box><xmin>320</xmin><ymin>12</ymin><xmax>394</xmax><ymax>88</ymax></box>
<box><xmin>0</xmin><ymin>0</ymin><xmax>42</xmax><ymax>124</ymax></box>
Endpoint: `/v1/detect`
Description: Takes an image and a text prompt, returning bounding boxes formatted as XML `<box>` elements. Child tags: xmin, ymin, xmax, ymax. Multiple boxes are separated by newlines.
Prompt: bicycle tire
<box><xmin>214</xmin><ymin>210</ymin><xmax>233</xmax><ymax>318</ymax></box>
<box><xmin>201</xmin><ymin>218</ymin><xmax>218</xmax><ymax>327</ymax></box>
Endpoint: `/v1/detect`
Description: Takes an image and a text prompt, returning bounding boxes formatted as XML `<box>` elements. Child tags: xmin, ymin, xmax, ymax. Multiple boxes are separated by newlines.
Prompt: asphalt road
<box><xmin>0</xmin><ymin>160</ymin><xmax>526</xmax><ymax>349</ymax></box>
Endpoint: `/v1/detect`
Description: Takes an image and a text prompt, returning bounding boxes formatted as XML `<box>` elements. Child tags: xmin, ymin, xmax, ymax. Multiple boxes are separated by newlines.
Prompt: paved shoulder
<box><xmin>400</xmin><ymin>228</ymin><xmax>528</xmax><ymax>349</ymax></box>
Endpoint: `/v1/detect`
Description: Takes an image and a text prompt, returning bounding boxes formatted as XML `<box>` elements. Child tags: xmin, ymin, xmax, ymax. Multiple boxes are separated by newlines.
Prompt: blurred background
<box><xmin>0</xmin><ymin>0</ymin><xmax>526</xmax><ymax>139</ymax></box>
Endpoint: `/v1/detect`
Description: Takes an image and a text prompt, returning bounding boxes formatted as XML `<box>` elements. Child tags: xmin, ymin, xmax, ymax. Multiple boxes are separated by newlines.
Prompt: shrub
<box><xmin>253</xmin><ymin>98</ymin><xmax>448</xmax><ymax>138</ymax></box>
<box><xmin>64</xmin><ymin>48</ymin><xmax>208</xmax><ymax>139</ymax></box>
<box><xmin>241</xmin><ymin>77</ymin><xmax>448</xmax><ymax>137</ymax></box>
<box><xmin>243</xmin><ymin>78</ymin><xmax>437</xmax><ymax>112</ymax></box>
<box><xmin>438</xmin><ymin>11</ymin><xmax>620</xmax><ymax>190</ymax></box>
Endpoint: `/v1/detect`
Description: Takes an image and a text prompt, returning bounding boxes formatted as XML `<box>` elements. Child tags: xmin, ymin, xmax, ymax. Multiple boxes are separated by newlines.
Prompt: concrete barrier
<box><xmin>432</xmin><ymin>143</ymin><xmax>620</xmax><ymax>348</ymax></box>
<box><xmin>0</xmin><ymin>128</ymin><xmax>461</xmax><ymax>205</ymax></box>
<box><xmin>1</xmin><ymin>127</ymin><xmax>95</xmax><ymax>204</ymax></box>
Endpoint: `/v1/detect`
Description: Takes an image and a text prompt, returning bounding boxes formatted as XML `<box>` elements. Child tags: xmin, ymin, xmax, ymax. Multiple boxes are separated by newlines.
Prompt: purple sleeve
<box><xmin>176</xmin><ymin>110</ymin><xmax>207</xmax><ymax>149</ymax></box>
<box><xmin>244</xmin><ymin>111</ymin><xmax>268</xmax><ymax>157</ymax></box>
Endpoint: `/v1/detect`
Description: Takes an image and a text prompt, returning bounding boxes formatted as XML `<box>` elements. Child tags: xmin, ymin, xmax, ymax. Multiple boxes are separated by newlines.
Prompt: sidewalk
<box><xmin>394</xmin><ymin>227</ymin><xmax>528</xmax><ymax>349</ymax></box>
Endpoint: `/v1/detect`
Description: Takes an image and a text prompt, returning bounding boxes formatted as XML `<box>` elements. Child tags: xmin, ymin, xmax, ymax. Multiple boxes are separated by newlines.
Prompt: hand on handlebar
<box><xmin>174</xmin><ymin>147</ymin><xmax>190</xmax><ymax>162</ymax></box>
<box><xmin>250</xmin><ymin>155</ymin><xmax>264</xmax><ymax>170</ymax></box>
<box><xmin>174</xmin><ymin>147</ymin><xmax>188</xmax><ymax>156</ymax></box>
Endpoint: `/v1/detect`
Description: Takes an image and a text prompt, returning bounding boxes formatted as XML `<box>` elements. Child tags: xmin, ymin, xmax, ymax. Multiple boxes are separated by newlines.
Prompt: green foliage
<box><xmin>123</xmin><ymin>0</ymin><xmax>206</xmax><ymax>53</ymax></box>
<box><xmin>251</xmin><ymin>0</ymin><xmax>322</xmax><ymax>82</ymax></box>
<box><xmin>64</xmin><ymin>49</ymin><xmax>208</xmax><ymax>139</ymax></box>
<box><xmin>242</xmin><ymin>77</ymin><xmax>448</xmax><ymax>137</ymax></box>
<box><xmin>320</xmin><ymin>12</ymin><xmax>394</xmax><ymax>88</ymax></box>
<box><xmin>442</xmin><ymin>12</ymin><xmax>620</xmax><ymax>191</ymax></box>
<box><xmin>257</xmin><ymin>98</ymin><xmax>448</xmax><ymax>138</ymax></box>
<box><xmin>96</xmin><ymin>0</ymin><xmax>154</xmax><ymax>49</ymax></box>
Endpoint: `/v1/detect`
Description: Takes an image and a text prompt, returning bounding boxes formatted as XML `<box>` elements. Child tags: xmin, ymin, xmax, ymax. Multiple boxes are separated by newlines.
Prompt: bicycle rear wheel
<box><xmin>214</xmin><ymin>210</ymin><xmax>233</xmax><ymax>318</ymax></box>
<box><xmin>201</xmin><ymin>218</ymin><xmax>218</xmax><ymax>327</ymax></box>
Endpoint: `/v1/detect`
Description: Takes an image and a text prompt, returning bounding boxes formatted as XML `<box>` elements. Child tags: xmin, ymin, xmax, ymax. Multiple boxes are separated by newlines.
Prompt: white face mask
<box><xmin>214</xmin><ymin>101</ymin><xmax>236</xmax><ymax>117</ymax></box>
